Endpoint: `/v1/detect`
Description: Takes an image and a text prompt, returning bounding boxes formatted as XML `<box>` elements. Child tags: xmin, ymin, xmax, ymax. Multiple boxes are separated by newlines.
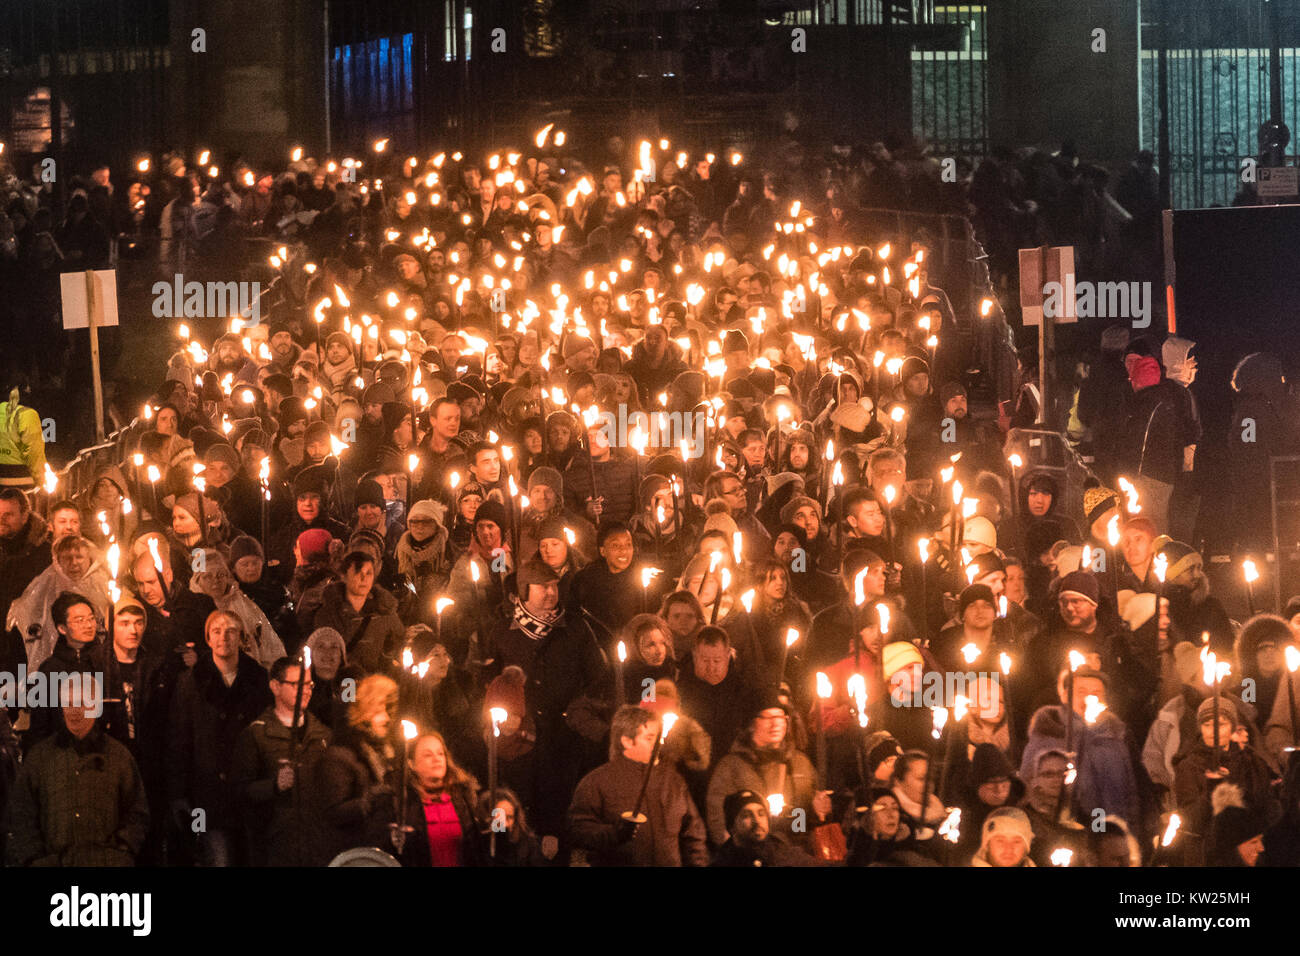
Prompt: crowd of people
<box><xmin>0</xmin><ymin>124</ymin><xmax>1293</xmax><ymax>870</ymax></box>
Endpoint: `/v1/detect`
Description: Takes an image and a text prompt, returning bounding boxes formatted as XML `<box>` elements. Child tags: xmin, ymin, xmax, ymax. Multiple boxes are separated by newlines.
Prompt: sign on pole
<box><xmin>1018</xmin><ymin>246</ymin><xmax>1077</xmax><ymax>427</ymax></box>
<box><xmin>1018</xmin><ymin>246</ymin><xmax>1077</xmax><ymax>326</ymax></box>
<box><xmin>1258</xmin><ymin>166</ymin><xmax>1299</xmax><ymax>200</ymax></box>
<box><xmin>59</xmin><ymin>268</ymin><xmax>119</xmax><ymax>442</ymax></box>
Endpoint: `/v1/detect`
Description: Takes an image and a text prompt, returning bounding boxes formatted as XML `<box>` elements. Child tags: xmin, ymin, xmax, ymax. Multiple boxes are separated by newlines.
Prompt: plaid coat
<box><xmin>5</xmin><ymin>726</ymin><xmax>149</xmax><ymax>866</ymax></box>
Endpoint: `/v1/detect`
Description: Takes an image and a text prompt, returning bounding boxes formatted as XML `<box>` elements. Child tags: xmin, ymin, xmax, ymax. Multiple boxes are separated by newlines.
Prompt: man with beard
<box><xmin>265</xmin><ymin>324</ymin><xmax>303</xmax><ymax>376</ymax></box>
<box><xmin>711</xmin><ymin>788</ymin><xmax>821</xmax><ymax>866</ymax></box>
<box><xmin>210</xmin><ymin>333</ymin><xmax>255</xmax><ymax>381</ymax></box>
<box><xmin>706</xmin><ymin>693</ymin><xmax>831</xmax><ymax>850</ymax></box>
<box><xmin>487</xmin><ymin>559</ymin><xmax>605</xmax><ymax>848</ymax></box>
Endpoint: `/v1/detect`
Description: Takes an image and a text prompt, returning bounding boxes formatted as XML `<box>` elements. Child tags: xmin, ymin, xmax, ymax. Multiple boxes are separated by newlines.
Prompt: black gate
<box><xmin>1141</xmin><ymin>0</ymin><xmax>1300</xmax><ymax>208</ymax></box>
<box><xmin>0</xmin><ymin>0</ymin><xmax>170</xmax><ymax>181</ymax></box>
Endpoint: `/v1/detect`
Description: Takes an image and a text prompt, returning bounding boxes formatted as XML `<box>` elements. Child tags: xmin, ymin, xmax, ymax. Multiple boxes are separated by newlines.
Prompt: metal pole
<box><xmin>1269</xmin><ymin>0</ymin><xmax>1283</xmax><ymax>128</ymax></box>
<box><xmin>323</xmin><ymin>0</ymin><xmax>332</xmax><ymax>155</ymax></box>
<box><xmin>1157</xmin><ymin>0</ymin><xmax>1171</xmax><ymax>208</ymax></box>
<box><xmin>86</xmin><ymin>270</ymin><xmax>106</xmax><ymax>443</ymax></box>
<box><xmin>1036</xmin><ymin>246</ymin><xmax>1049</xmax><ymax>426</ymax></box>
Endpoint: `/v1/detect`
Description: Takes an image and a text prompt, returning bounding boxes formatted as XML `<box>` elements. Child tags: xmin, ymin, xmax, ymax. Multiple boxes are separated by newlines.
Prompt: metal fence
<box><xmin>911</xmin><ymin>3</ymin><xmax>988</xmax><ymax>156</ymax></box>
<box><xmin>1140</xmin><ymin>0</ymin><xmax>1300</xmax><ymax>208</ymax></box>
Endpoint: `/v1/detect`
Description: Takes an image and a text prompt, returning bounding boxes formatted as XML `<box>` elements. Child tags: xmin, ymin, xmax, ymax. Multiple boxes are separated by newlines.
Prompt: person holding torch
<box><xmin>567</xmin><ymin>705</ymin><xmax>708</xmax><ymax>866</ymax></box>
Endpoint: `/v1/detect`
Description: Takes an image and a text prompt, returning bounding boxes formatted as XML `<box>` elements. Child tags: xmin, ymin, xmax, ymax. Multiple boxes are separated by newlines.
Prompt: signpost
<box><xmin>1018</xmin><ymin>246</ymin><xmax>1076</xmax><ymax>426</ymax></box>
<box><xmin>59</xmin><ymin>268</ymin><xmax>119</xmax><ymax>443</ymax></box>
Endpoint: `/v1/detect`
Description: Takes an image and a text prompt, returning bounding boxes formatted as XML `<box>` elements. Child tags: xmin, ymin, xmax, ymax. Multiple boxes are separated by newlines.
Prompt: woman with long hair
<box><xmin>479</xmin><ymin>787</ymin><xmax>548</xmax><ymax>866</ymax></box>
<box><xmin>397</xmin><ymin>730</ymin><xmax>486</xmax><ymax>867</ymax></box>
<box><xmin>314</xmin><ymin>674</ymin><xmax>401</xmax><ymax>862</ymax></box>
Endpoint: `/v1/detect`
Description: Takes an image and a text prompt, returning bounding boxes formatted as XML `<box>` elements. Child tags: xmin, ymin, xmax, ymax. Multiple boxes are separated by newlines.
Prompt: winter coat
<box><xmin>623</xmin><ymin>341</ymin><xmax>688</xmax><ymax>406</ymax></box>
<box><xmin>299</xmin><ymin>582</ymin><xmax>404</xmax><ymax>675</ymax></box>
<box><xmin>705</xmin><ymin>737</ymin><xmax>821</xmax><ymax>846</ymax></box>
<box><xmin>398</xmin><ymin>781</ymin><xmax>487</xmax><ymax>867</ymax></box>
<box><xmin>5</xmin><ymin>725</ymin><xmax>150</xmax><ymax>866</ymax></box>
<box><xmin>1173</xmin><ymin>739</ymin><xmax>1276</xmax><ymax>864</ymax></box>
<box><xmin>166</xmin><ymin>652</ymin><xmax>274</xmax><ymax>828</ymax></box>
<box><xmin>562</xmin><ymin>452</ymin><xmax>638</xmax><ymax>526</ymax></box>
<box><xmin>1020</xmin><ymin>704</ymin><xmax>1140</xmax><ymax>826</ymax></box>
<box><xmin>711</xmin><ymin>833</ymin><xmax>822</xmax><ymax>866</ymax></box>
<box><xmin>568</xmin><ymin>754</ymin><xmax>708</xmax><ymax>866</ymax></box>
<box><xmin>0</xmin><ymin>395</ymin><xmax>47</xmax><ymax>487</ymax></box>
<box><xmin>1141</xmin><ymin>685</ymin><xmax>1203</xmax><ymax>795</ymax></box>
<box><xmin>230</xmin><ymin>706</ymin><xmax>332</xmax><ymax>865</ymax></box>
<box><xmin>394</xmin><ymin>518</ymin><xmax>454</xmax><ymax>606</ymax></box>
<box><xmin>0</xmin><ymin>512</ymin><xmax>50</xmax><ymax>630</ymax></box>
<box><xmin>677</xmin><ymin>666</ymin><xmax>759</xmax><ymax>767</ymax></box>
<box><xmin>311</xmin><ymin>727</ymin><xmax>399</xmax><ymax>863</ymax></box>
<box><xmin>23</xmin><ymin>635</ymin><xmax>106</xmax><ymax>751</ymax></box>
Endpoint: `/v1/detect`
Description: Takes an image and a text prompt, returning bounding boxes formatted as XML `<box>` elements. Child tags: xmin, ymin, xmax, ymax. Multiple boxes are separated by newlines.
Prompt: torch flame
<box><xmin>816</xmin><ymin>672</ymin><xmax>832</xmax><ymax>700</ymax></box>
<box><xmin>1117</xmin><ymin>475</ymin><xmax>1141</xmax><ymax>514</ymax></box>
<box><xmin>1083</xmin><ymin>694</ymin><xmax>1106</xmax><ymax>724</ymax></box>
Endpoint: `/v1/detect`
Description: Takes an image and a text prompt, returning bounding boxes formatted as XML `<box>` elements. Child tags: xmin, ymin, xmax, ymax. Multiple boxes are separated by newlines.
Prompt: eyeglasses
<box><xmin>66</xmin><ymin>615</ymin><xmax>97</xmax><ymax>626</ymax></box>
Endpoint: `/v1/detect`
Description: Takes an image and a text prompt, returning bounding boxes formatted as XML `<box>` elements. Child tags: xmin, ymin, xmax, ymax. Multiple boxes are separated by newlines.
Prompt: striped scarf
<box><xmin>511</xmin><ymin>596</ymin><xmax>562</xmax><ymax>642</ymax></box>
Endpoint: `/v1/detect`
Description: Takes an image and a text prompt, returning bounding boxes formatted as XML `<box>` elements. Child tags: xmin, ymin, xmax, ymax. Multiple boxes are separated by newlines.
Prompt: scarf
<box><xmin>967</xmin><ymin>717</ymin><xmax>1011</xmax><ymax>755</ymax></box>
<box><xmin>1125</xmin><ymin>354</ymin><xmax>1161</xmax><ymax>391</ymax></box>
<box><xmin>396</xmin><ymin>527</ymin><xmax>447</xmax><ymax>579</ymax></box>
<box><xmin>511</xmin><ymin>596</ymin><xmax>561</xmax><ymax>642</ymax></box>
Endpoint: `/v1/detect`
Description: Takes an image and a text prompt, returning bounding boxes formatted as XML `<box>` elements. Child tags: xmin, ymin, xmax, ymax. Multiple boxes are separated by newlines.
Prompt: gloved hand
<box><xmin>614</xmin><ymin>816</ymin><xmax>641</xmax><ymax>844</ymax></box>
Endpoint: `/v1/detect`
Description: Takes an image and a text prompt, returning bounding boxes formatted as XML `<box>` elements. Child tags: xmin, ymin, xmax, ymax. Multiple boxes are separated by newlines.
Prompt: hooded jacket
<box><xmin>0</xmin><ymin>391</ymin><xmax>47</xmax><ymax>487</ymax></box>
<box><xmin>8</xmin><ymin>551</ymin><xmax>113</xmax><ymax>673</ymax></box>
<box><xmin>1020</xmin><ymin>704</ymin><xmax>1140</xmax><ymax>826</ymax></box>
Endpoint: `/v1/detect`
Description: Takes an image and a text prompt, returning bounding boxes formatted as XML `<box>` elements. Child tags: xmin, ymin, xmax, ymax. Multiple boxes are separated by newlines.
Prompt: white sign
<box><xmin>1018</xmin><ymin>246</ymin><xmax>1077</xmax><ymax>326</ymax></box>
<box><xmin>1258</xmin><ymin>166</ymin><xmax>1299</xmax><ymax>199</ymax></box>
<box><xmin>59</xmin><ymin>269</ymin><xmax>119</xmax><ymax>329</ymax></box>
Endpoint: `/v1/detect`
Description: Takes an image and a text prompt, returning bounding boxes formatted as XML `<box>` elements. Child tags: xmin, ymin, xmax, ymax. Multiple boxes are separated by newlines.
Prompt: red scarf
<box><xmin>1125</xmin><ymin>354</ymin><xmax>1161</xmax><ymax>390</ymax></box>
